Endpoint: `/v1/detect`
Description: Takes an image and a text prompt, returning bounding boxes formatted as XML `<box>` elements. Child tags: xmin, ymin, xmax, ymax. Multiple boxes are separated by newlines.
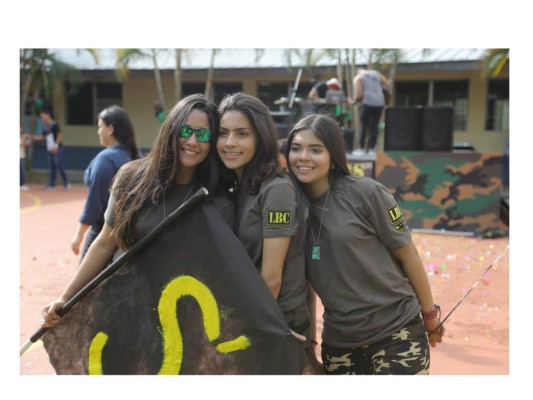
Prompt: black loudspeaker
<box><xmin>420</xmin><ymin>106</ymin><xmax>454</xmax><ymax>151</ymax></box>
<box><xmin>270</xmin><ymin>111</ymin><xmax>292</xmax><ymax>138</ymax></box>
<box><xmin>275</xmin><ymin>123</ymin><xmax>289</xmax><ymax>138</ymax></box>
<box><xmin>384</xmin><ymin>107</ymin><xmax>420</xmax><ymax>151</ymax></box>
<box><xmin>384</xmin><ymin>106</ymin><xmax>454</xmax><ymax>151</ymax></box>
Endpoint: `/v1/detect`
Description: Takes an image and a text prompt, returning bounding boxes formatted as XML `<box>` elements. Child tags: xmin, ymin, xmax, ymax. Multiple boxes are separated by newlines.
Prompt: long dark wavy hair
<box><xmin>217</xmin><ymin>92</ymin><xmax>283</xmax><ymax>194</ymax></box>
<box><xmin>98</xmin><ymin>105</ymin><xmax>141</xmax><ymax>160</ymax></box>
<box><xmin>111</xmin><ymin>94</ymin><xmax>221</xmax><ymax>249</ymax></box>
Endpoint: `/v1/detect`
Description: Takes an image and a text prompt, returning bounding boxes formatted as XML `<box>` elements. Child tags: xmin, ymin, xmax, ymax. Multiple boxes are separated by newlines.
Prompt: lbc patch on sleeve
<box><xmin>387</xmin><ymin>205</ymin><xmax>407</xmax><ymax>231</ymax></box>
<box><xmin>266</xmin><ymin>210</ymin><xmax>292</xmax><ymax>229</ymax></box>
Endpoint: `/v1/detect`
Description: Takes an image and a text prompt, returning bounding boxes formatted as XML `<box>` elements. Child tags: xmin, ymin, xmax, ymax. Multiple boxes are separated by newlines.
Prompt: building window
<box><xmin>213</xmin><ymin>82</ymin><xmax>242</xmax><ymax>105</ymax></box>
<box><xmin>66</xmin><ymin>82</ymin><xmax>122</xmax><ymax>125</ymax></box>
<box><xmin>394</xmin><ymin>80</ymin><xmax>468</xmax><ymax>130</ymax></box>
<box><xmin>181</xmin><ymin>83</ymin><xmax>205</xmax><ymax>100</ymax></box>
<box><xmin>433</xmin><ymin>80</ymin><xmax>468</xmax><ymax>131</ymax></box>
<box><xmin>257</xmin><ymin>81</ymin><xmax>315</xmax><ymax>110</ymax></box>
<box><xmin>395</xmin><ymin>81</ymin><xmax>429</xmax><ymax>107</ymax></box>
<box><xmin>486</xmin><ymin>79</ymin><xmax>509</xmax><ymax>131</ymax></box>
<box><xmin>257</xmin><ymin>82</ymin><xmax>291</xmax><ymax>108</ymax></box>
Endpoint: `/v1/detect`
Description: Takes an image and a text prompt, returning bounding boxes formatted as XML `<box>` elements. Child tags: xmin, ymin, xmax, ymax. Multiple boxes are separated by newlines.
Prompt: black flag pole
<box><xmin>20</xmin><ymin>187</ymin><xmax>208</xmax><ymax>356</ymax></box>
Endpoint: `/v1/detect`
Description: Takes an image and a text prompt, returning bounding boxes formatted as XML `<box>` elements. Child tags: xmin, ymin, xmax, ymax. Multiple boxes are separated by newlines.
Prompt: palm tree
<box><xmin>20</xmin><ymin>48</ymin><xmax>98</xmax><ymax>170</ymax></box>
<box><xmin>20</xmin><ymin>49</ymin><xmax>98</xmax><ymax>123</ymax></box>
<box><xmin>283</xmin><ymin>48</ymin><xmax>329</xmax><ymax>82</ymax></box>
<box><xmin>204</xmin><ymin>49</ymin><xmax>219</xmax><ymax>100</ymax></box>
<box><xmin>150</xmin><ymin>49</ymin><xmax>166</xmax><ymax>109</ymax></box>
<box><xmin>320</xmin><ymin>48</ymin><xmax>412</xmax><ymax>148</ymax></box>
<box><xmin>482</xmin><ymin>49</ymin><xmax>509</xmax><ymax>77</ymax></box>
<box><xmin>174</xmin><ymin>49</ymin><xmax>186</xmax><ymax>102</ymax></box>
<box><xmin>115</xmin><ymin>48</ymin><xmax>168</xmax><ymax>110</ymax></box>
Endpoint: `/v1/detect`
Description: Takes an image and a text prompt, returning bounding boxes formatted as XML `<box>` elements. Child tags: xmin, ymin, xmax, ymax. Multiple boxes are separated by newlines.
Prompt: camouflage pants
<box><xmin>321</xmin><ymin>315</ymin><xmax>430</xmax><ymax>375</ymax></box>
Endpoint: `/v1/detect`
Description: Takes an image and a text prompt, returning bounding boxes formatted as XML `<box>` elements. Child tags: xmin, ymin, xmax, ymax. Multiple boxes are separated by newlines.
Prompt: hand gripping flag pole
<box><xmin>20</xmin><ymin>187</ymin><xmax>209</xmax><ymax>357</ymax></box>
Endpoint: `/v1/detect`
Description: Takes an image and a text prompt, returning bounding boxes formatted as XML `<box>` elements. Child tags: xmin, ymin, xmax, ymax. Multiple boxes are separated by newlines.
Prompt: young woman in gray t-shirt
<box><xmin>286</xmin><ymin>113</ymin><xmax>445</xmax><ymax>375</ymax></box>
<box><xmin>217</xmin><ymin>93</ymin><xmax>318</xmax><ymax>372</ymax></box>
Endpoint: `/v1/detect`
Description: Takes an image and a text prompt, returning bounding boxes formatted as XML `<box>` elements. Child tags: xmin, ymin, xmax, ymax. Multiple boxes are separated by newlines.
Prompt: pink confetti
<box><xmin>425</xmin><ymin>263</ymin><xmax>437</xmax><ymax>272</ymax></box>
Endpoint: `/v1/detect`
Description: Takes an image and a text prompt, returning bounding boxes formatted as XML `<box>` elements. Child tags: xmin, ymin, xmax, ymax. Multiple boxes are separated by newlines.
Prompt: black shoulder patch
<box><xmin>266</xmin><ymin>210</ymin><xmax>292</xmax><ymax>229</ymax></box>
<box><xmin>394</xmin><ymin>220</ymin><xmax>407</xmax><ymax>231</ymax></box>
<box><xmin>387</xmin><ymin>205</ymin><xmax>403</xmax><ymax>223</ymax></box>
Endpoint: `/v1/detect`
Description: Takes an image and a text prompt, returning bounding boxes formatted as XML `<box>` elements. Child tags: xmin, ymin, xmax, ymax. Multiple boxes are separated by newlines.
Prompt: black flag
<box><xmin>42</xmin><ymin>200</ymin><xmax>305</xmax><ymax>374</ymax></box>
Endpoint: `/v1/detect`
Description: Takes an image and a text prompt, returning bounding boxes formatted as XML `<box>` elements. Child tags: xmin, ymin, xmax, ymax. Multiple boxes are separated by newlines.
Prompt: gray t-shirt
<box><xmin>361</xmin><ymin>70</ymin><xmax>385</xmax><ymax>107</ymax></box>
<box><xmin>236</xmin><ymin>175</ymin><xmax>308</xmax><ymax>319</ymax></box>
<box><xmin>307</xmin><ymin>175</ymin><xmax>420</xmax><ymax>348</ymax></box>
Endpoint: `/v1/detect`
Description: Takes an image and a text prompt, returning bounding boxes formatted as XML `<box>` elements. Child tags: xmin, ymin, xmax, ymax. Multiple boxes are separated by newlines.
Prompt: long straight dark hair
<box><xmin>218</xmin><ymin>92</ymin><xmax>283</xmax><ymax>194</ymax></box>
<box><xmin>285</xmin><ymin>113</ymin><xmax>351</xmax><ymax>253</ymax></box>
<box><xmin>111</xmin><ymin>94</ymin><xmax>221</xmax><ymax>249</ymax></box>
<box><xmin>98</xmin><ymin>105</ymin><xmax>140</xmax><ymax>160</ymax></box>
<box><xmin>218</xmin><ymin>92</ymin><xmax>307</xmax><ymax>252</ymax></box>
<box><xmin>286</xmin><ymin>113</ymin><xmax>351</xmax><ymax>187</ymax></box>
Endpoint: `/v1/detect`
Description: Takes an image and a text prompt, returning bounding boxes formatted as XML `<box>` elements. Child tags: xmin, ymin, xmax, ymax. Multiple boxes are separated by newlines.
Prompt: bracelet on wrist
<box><xmin>421</xmin><ymin>304</ymin><xmax>441</xmax><ymax>320</ymax></box>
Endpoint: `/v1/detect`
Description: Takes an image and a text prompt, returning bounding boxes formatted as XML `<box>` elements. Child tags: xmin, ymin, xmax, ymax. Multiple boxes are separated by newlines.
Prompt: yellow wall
<box><xmin>55</xmin><ymin>69</ymin><xmax>509</xmax><ymax>154</ymax></box>
<box><xmin>391</xmin><ymin>69</ymin><xmax>509</xmax><ymax>153</ymax></box>
<box><xmin>122</xmin><ymin>77</ymin><xmax>167</xmax><ymax>149</ymax></box>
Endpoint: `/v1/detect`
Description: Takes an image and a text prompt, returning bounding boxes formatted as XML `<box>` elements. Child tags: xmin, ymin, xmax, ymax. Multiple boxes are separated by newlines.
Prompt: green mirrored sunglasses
<box><xmin>178</xmin><ymin>124</ymin><xmax>212</xmax><ymax>143</ymax></box>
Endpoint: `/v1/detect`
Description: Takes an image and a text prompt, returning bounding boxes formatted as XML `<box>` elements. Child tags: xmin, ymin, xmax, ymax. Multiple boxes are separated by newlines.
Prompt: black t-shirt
<box><xmin>44</xmin><ymin>121</ymin><xmax>62</xmax><ymax>148</ymax></box>
<box><xmin>313</xmin><ymin>81</ymin><xmax>328</xmax><ymax>99</ymax></box>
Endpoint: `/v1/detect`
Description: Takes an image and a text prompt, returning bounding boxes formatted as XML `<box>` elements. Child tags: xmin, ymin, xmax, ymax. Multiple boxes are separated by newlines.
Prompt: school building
<box><xmin>27</xmin><ymin>48</ymin><xmax>509</xmax><ymax>175</ymax></box>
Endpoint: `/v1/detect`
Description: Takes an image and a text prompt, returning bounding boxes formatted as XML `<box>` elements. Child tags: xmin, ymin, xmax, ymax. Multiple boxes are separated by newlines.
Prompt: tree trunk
<box><xmin>205</xmin><ymin>49</ymin><xmax>216</xmax><ymax>100</ymax></box>
<box><xmin>20</xmin><ymin>49</ymin><xmax>31</xmax><ymax>123</ymax></box>
<box><xmin>387</xmin><ymin>49</ymin><xmax>401</xmax><ymax>101</ymax></box>
<box><xmin>174</xmin><ymin>49</ymin><xmax>183</xmax><ymax>102</ymax></box>
<box><xmin>343</xmin><ymin>49</ymin><xmax>355</xmax><ymax>130</ymax></box>
<box><xmin>151</xmin><ymin>49</ymin><xmax>166</xmax><ymax>109</ymax></box>
<box><xmin>336</xmin><ymin>49</ymin><xmax>343</xmax><ymax>86</ymax></box>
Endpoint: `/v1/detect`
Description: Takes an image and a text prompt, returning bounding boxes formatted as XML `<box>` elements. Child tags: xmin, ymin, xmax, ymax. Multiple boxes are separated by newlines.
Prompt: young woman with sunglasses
<box><xmin>216</xmin><ymin>93</ymin><xmax>319</xmax><ymax>373</ymax></box>
<box><xmin>286</xmin><ymin>113</ymin><xmax>444</xmax><ymax>375</ymax></box>
<box><xmin>42</xmin><ymin>94</ymin><xmax>235</xmax><ymax>328</ymax></box>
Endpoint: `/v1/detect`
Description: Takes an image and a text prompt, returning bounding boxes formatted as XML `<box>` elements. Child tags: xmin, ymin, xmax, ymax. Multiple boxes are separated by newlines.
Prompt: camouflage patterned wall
<box><xmin>374</xmin><ymin>152</ymin><xmax>503</xmax><ymax>235</ymax></box>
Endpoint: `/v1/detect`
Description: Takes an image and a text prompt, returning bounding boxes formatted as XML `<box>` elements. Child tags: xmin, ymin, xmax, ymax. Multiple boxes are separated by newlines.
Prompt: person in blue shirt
<box><xmin>71</xmin><ymin>105</ymin><xmax>141</xmax><ymax>261</ymax></box>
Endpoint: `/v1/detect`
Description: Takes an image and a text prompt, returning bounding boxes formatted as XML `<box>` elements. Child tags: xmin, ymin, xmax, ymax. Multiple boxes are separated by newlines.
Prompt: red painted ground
<box><xmin>19</xmin><ymin>185</ymin><xmax>510</xmax><ymax>376</ymax></box>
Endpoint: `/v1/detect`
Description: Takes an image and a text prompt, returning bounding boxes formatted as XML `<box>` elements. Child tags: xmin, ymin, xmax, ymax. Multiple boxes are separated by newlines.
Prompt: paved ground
<box><xmin>19</xmin><ymin>184</ymin><xmax>510</xmax><ymax>376</ymax></box>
